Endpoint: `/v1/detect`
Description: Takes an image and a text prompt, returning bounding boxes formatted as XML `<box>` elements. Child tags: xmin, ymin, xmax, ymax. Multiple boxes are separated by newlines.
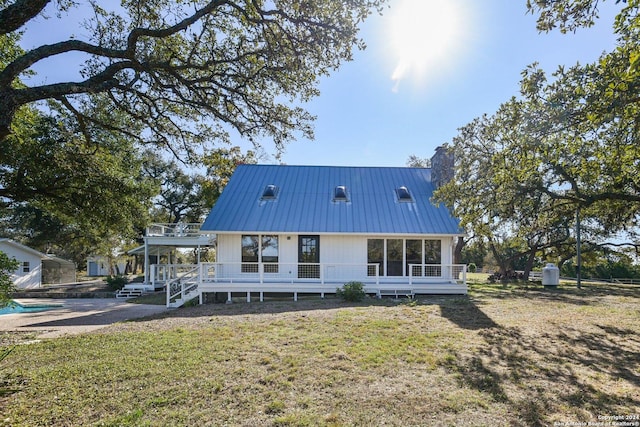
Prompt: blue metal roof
<box><xmin>201</xmin><ymin>165</ymin><xmax>462</xmax><ymax>235</ymax></box>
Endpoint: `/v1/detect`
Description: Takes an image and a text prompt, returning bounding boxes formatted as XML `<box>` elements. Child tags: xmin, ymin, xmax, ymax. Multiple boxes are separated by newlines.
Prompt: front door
<box><xmin>298</xmin><ymin>235</ymin><xmax>320</xmax><ymax>278</ymax></box>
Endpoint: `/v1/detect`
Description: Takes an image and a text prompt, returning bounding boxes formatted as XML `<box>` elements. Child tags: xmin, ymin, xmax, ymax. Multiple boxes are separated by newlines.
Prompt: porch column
<box><xmin>144</xmin><ymin>238</ymin><xmax>149</xmax><ymax>285</ymax></box>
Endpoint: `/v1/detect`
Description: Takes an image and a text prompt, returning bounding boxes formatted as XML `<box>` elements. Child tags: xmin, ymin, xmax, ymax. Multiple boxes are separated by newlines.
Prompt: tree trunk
<box><xmin>523</xmin><ymin>248</ymin><xmax>537</xmax><ymax>280</ymax></box>
<box><xmin>489</xmin><ymin>240</ymin><xmax>508</xmax><ymax>276</ymax></box>
<box><xmin>132</xmin><ymin>255</ymin><xmax>139</xmax><ymax>275</ymax></box>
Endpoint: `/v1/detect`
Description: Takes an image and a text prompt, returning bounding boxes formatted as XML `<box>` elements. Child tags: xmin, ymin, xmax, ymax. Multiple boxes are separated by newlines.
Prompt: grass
<box><xmin>1</xmin><ymin>284</ymin><xmax>639</xmax><ymax>426</ymax></box>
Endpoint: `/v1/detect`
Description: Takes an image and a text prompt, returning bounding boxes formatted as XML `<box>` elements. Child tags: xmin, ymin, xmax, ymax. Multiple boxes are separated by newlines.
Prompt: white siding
<box><xmin>0</xmin><ymin>242</ymin><xmax>42</xmax><ymax>289</ymax></box>
<box><xmin>320</xmin><ymin>235</ymin><xmax>366</xmax><ymax>265</ymax></box>
<box><xmin>280</xmin><ymin>235</ymin><xmax>297</xmax><ymax>264</ymax></box>
<box><xmin>217</xmin><ymin>234</ymin><xmax>240</xmax><ymax>263</ymax></box>
<box><xmin>215</xmin><ymin>233</ymin><xmax>455</xmax><ymax>279</ymax></box>
<box><xmin>442</xmin><ymin>237</ymin><xmax>454</xmax><ymax>265</ymax></box>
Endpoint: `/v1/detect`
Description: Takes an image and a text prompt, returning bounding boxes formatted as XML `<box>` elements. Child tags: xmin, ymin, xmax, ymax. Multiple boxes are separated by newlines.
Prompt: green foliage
<box><xmin>2</xmin><ymin>1</ymin><xmax>384</xmax><ymax>264</ymax></box>
<box><xmin>434</xmin><ymin>2</ymin><xmax>640</xmax><ymax>274</ymax></box>
<box><xmin>336</xmin><ymin>281</ymin><xmax>366</xmax><ymax>302</ymax></box>
<box><xmin>200</xmin><ymin>147</ymin><xmax>258</xmax><ymax>211</ymax></box>
<box><xmin>468</xmin><ymin>263</ymin><xmax>477</xmax><ymax>273</ymax></box>
<box><xmin>143</xmin><ymin>152</ymin><xmax>208</xmax><ymax>224</ymax></box>
<box><xmin>105</xmin><ymin>275</ymin><xmax>128</xmax><ymax>291</ymax></box>
<box><xmin>0</xmin><ymin>0</ymin><xmax>387</xmax><ymax>155</ymax></box>
<box><xmin>0</xmin><ymin>250</ymin><xmax>18</xmax><ymax>307</ymax></box>
<box><xmin>561</xmin><ymin>251</ymin><xmax>640</xmax><ymax>280</ymax></box>
<box><xmin>0</xmin><ymin>106</ymin><xmax>155</xmax><ymax>262</ymax></box>
<box><xmin>526</xmin><ymin>0</ymin><xmax>607</xmax><ymax>33</ymax></box>
<box><xmin>144</xmin><ymin>146</ymin><xmax>257</xmax><ymax>224</ymax></box>
<box><xmin>265</xmin><ymin>399</ymin><xmax>286</xmax><ymax>415</ymax></box>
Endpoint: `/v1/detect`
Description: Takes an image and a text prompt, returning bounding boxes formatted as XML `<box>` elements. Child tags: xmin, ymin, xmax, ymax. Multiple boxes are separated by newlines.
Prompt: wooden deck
<box><xmin>163</xmin><ymin>262</ymin><xmax>467</xmax><ymax>307</ymax></box>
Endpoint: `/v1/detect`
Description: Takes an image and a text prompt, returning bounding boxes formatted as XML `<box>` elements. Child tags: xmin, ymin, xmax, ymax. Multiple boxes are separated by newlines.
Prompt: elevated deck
<box><xmin>164</xmin><ymin>262</ymin><xmax>467</xmax><ymax>307</ymax></box>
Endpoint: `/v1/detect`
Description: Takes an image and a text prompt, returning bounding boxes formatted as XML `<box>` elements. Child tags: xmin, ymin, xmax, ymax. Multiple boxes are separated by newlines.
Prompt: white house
<box><xmin>0</xmin><ymin>239</ymin><xmax>77</xmax><ymax>288</ymax></box>
<box><xmin>152</xmin><ymin>162</ymin><xmax>467</xmax><ymax>307</ymax></box>
<box><xmin>0</xmin><ymin>239</ymin><xmax>46</xmax><ymax>289</ymax></box>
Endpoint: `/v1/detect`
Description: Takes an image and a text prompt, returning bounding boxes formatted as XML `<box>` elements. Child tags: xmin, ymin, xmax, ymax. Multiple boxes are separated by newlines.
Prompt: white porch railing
<box><xmin>153</xmin><ymin>262</ymin><xmax>467</xmax><ymax>287</ymax></box>
<box><xmin>151</xmin><ymin>264</ymin><xmax>200</xmax><ymax>288</ymax></box>
<box><xmin>158</xmin><ymin>262</ymin><xmax>467</xmax><ymax>307</ymax></box>
<box><xmin>197</xmin><ymin>262</ymin><xmax>466</xmax><ymax>286</ymax></box>
<box><xmin>199</xmin><ymin>262</ymin><xmax>382</xmax><ymax>285</ymax></box>
<box><xmin>408</xmin><ymin>264</ymin><xmax>467</xmax><ymax>286</ymax></box>
<box><xmin>146</xmin><ymin>223</ymin><xmax>202</xmax><ymax>237</ymax></box>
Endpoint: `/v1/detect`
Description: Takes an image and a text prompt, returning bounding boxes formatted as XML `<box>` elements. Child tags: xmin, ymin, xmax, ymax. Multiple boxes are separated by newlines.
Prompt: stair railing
<box><xmin>166</xmin><ymin>265</ymin><xmax>201</xmax><ymax>307</ymax></box>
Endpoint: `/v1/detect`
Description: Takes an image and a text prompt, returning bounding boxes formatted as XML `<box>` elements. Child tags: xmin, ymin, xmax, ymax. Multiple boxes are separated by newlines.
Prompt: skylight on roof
<box><xmin>396</xmin><ymin>186</ymin><xmax>413</xmax><ymax>202</ymax></box>
<box><xmin>334</xmin><ymin>185</ymin><xmax>348</xmax><ymax>202</ymax></box>
<box><xmin>261</xmin><ymin>184</ymin><xmax>278</xmax><ymax>200</ymax></box>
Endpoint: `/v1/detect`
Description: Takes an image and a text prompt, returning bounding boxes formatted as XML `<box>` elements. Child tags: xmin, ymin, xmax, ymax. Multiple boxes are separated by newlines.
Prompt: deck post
<box><xmin>144</xmin><ymin>240</ymin><xmax>149</xmax><ymax>285</ymax></box>
<box><xmin>260</xmin><ymin>291</ymin><xmax>264</xmax><ymax>302</ymax></box>
<box><xmin>247</xmin><ymin>292</ymin><xmax>251</xmax><ymax>303</ymax></box>
<box><xmin>294</xmin><ymin>292</ymin><xmax>298</xmax><ymax>302</ymax></box>
<box><xmin>166</xmin><ymin>281</ymin><xmax>170</xmax><ymax>306</ymax></box>
<box><xmin>226</xmin><ymin>291</ymin><xmax>232</xmax><ymax>304</ymax></box>
<box><xmin>409</xmin><ymin>264</ymin><xmax>413</xmax><ymax>286</ymax></box>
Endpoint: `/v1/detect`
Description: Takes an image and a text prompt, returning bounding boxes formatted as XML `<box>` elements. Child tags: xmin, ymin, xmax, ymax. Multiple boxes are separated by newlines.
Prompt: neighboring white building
<box><xmin>87</xmin><ymin>255</ymin><xmax>111</xmax><ymax>276</ymax></box>
<box><xmin>0</xmin><ymin>239</ymin><xmax>46</xmax><ymax>289</ymax></box>
<box><xmin>0</xmin><ymin>239</ymin><xmax>76</xmax><ymax>288</ymax></box>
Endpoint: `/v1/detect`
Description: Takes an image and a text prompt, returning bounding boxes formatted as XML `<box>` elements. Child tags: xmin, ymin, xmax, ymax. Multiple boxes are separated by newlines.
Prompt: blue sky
<box><xmin>277</xmin><ymin>0</ymin><xmax>620</xmax><ymax>167</ymax></box>
<box><xmin>19</xmin><ymin>0</ymin><xmax>620</xmax><ymax>168</ymax></box>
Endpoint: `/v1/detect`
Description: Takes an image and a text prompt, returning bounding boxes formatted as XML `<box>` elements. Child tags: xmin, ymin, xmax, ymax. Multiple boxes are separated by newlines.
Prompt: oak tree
<box><xmin>0</xmin><ymin>0</ymin><xmax>385</xmax><ymax>155</ymax></box>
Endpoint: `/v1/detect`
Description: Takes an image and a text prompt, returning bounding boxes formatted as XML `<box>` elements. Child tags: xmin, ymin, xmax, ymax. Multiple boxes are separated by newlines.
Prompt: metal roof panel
<box><xmin>201</xmin><ymin>165</ymin><xmax>462</xmax><ymax>235</ymax></box>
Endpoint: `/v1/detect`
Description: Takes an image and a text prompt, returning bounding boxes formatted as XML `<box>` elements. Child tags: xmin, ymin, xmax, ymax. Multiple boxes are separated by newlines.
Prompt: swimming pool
<box><xmin>0</xmin><ymin>300</ymin><xmax>64</xmax><ymax>315</ymax></box>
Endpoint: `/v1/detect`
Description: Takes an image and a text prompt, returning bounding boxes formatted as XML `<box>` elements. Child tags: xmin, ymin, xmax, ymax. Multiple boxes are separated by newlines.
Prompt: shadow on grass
<box><xmin>469</xmin><ymin>282</ymin><xmax>640</xmax><ymax>307</ymax></box>
<box><xmin>441</xmin><ymin>294</ymin><xmax>640</xmax><ymax>426</ymax></box>
<box><xmin>438</xmin><ymin>296</ymin><xmax>499</xmax><ymax>330</ymax></box>
<box><xmin>123</xmin><ymin>284</ymin><xmax>639</xmax><ymax>427</ymax></box>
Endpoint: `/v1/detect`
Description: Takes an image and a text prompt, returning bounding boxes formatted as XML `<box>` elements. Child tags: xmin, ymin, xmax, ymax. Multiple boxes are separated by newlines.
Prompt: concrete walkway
<box><xmin>0</xmin><ymin>299</ymin><xmax>168</xmax><ymax>338</ymax></box>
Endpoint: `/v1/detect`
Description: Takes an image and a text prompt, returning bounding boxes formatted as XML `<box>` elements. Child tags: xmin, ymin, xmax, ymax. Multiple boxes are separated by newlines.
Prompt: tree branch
<box><xmin>126</xmin><ymin>0</ymin><xmax>229</xmax><ymax>52</ymax></box>
<box><xmin>0</xmin><ymin>0</ymin><xmax>50</xmax><ymax>34</ymax></box>
<box><xmin>0</xmin><ymin>40</ymin><xmax>127</xmax><ymax>87</ymax></box>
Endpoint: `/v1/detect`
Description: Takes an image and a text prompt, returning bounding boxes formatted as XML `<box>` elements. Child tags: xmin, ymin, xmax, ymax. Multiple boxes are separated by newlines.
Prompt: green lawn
<box><xmin>1</xmin><ymin>284</ymin><xmax>638</xmax><ymax>426</ymax></box>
